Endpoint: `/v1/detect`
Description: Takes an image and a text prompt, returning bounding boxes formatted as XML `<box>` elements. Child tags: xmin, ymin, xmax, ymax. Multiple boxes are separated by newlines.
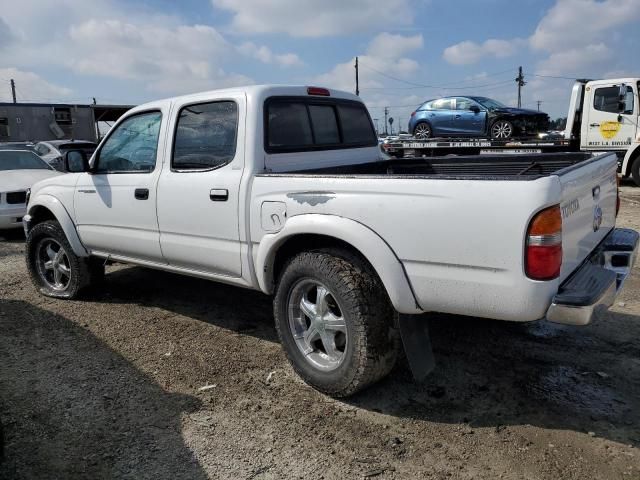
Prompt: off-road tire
<box><xmin>274</xmin><ymin>250</ymin><xmax>400</xmax><ymax>397</ymax></box>
<box><xmin>26</xmin><ymin>220</ymin><xmax>97</xmax><ymax>299</ymax></box>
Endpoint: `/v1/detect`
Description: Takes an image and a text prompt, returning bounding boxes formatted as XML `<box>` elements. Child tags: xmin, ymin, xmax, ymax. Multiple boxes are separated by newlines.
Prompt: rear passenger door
<box><xmin>156</xmin><ymin>95</ymin><xmax>244</xmax><ymax>276</ymax></box>
<box><xmin>426</xmin><ymin>99</ymin><xmax>455</xmax><ymax>135</ymax></box>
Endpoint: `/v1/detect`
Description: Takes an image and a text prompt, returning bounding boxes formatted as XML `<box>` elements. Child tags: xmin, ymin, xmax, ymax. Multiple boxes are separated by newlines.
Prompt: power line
<box><xmin>526</xmin><ymin>73</ymin><xmax>580</xmax><ymax>80</ymax></box>
<box><xmin>359</xmin><ymin>61</ymin><xmax>517</xmax><ymax>90</ymax></box>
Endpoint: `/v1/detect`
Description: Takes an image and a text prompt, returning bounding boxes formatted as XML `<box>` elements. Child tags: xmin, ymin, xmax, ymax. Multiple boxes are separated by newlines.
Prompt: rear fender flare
<box><xmin>255</xmin><ymin>214</ymin><xmax>423</xmax><ymax>314</ymax></box>
<box><xmin>26</xmin><ymin>194</ymin><xmax>89</xmax><ymax>257</ymax></box>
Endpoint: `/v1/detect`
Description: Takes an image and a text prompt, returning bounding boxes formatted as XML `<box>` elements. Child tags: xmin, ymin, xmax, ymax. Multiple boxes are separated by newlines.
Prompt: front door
<box><xmin>585</xmin><ymin>83</ymin><xmax>637</xmax><ymax>150</ymax></box>
<box><xmin>452</xmin><ymin>98</ymin><xmax>486</xmax><ymax>136</ymax></box>
<box><xmin>156</xmin><ymin>95</ymin><xmax>244</xmax><ymax>277</ymax></box>
<box><xmin>74</xmin><ymin>110</ymin><xmax>166</xmax><ymax>261</ymax></box>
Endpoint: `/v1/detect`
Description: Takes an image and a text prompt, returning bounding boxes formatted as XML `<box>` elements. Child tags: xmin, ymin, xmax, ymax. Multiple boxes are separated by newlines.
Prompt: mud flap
<box><xmin>398</xmin><ymin>314</ymin><xmax>435</xmax><ymax>382</ymax></box>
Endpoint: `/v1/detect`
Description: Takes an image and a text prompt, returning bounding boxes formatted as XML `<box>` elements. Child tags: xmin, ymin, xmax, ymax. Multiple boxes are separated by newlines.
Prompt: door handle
<box><xmin>134</xmin><ymin>188</ymin><xmax>149</xmax><ymax>200</ymax></box>
<box><xmin>455</xmin><ymin>115</ymin><xmax>461</xmax><ymax>119</ymax></box>
<box><xmin>589</xmin><ymin>123</ymin><xmax>600</xmax><ymax>127</ymax></box>
<box><xmin>210</xmin><ymin>189</ymin><xmax>229</xmax><ymax>201</ymax></box>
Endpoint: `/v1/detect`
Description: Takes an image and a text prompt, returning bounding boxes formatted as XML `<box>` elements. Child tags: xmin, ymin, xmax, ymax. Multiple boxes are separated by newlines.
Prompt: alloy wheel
<box><xmin>287</xmin><ymin>279</ymin><xmax>348</xmax><ymax>371</ymax></box>
<box><xmin>492</xmin><ymin>120</ymin><xmax>513</xmax><ymax>139</ymax></box>
<box><xmin>36</xmin><ymin>238</ymin><xmax>72</xmax><ymax>291</ymax></box>
<box><xmin>413</xmin><ymin>123</ymin><xmax>432</xmax><ymax>139</ymax></box>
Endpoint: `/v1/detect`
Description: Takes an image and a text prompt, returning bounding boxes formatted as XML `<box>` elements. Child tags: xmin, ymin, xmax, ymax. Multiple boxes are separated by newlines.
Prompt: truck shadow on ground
<box><xmin>0</xmin><ymin>299</ymin><xmax>207</xmax><ymax>480</ymax></box>
<box><xmin>95</xmin><ymin>266</ymin><xmax>640</xmax><ymax>448</ymax></box>
<box><xmin>351</xmin><ymin>310</ymin><xmax>640</xmax><ymax>448</ymax></box>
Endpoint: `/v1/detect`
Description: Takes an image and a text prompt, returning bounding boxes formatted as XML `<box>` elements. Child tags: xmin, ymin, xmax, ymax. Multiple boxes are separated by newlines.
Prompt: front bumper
<box><xmin>546</xmin><ymin>228</ymin><xmax>639</xmax><ymax>326</ymax></box>
<box><xmin>0</xmin><ymin>206</ymin><xmax>27</xmax><ymax>230</ymax></box>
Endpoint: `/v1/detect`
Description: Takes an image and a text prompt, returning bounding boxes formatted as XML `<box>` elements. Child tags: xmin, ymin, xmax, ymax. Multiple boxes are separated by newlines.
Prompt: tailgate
<box><xmin>558</xmin><ymin>152</ymin><xmax>618</xmax><ymax>281</ymax></box>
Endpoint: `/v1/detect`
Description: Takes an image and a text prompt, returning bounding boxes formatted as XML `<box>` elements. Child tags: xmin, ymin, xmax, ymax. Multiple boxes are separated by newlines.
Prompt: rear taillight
<box><xmin>616</xmin><ymin>174</ymin><xmax>620</xmax><ymax>216</ymax></box>
<box><xmin>525</xmin><ymin>205</ymin><xmax>562</xmax><ymax>281</ymax></box>
<box><xmin>410</xmin><ymin>111</ymin><xmax>416</xmax><ymax>117</ymax></box>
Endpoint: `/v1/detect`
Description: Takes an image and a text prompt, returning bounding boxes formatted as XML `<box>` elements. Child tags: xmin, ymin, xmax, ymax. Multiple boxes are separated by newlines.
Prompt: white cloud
<box><xmin>0</xmin><ymin>68</ymin><xmax>72</xmax><ymax>102</ymax></box>
<box><xmin>211</xmin><ymin>0</ymin><xmax>413</xmax><ymax>37</ymax></box>
<box><xmin>366</xmin><ymin>32</ymin><xmax>423</xmax><ymax>59</ymax></box>
<box><xmin>443</xmin><ymin>38</ymin><xmax>524</xmax><ymax>65</ymax></box>
<box><xmin>314</xmin><ymin>33</ymin><xmax>423</xmax><ymax>91</ymax></box>
<box><xmin>536</xmin><ymin>43</ymin><xmax>611</xmax><ymax>76</ymax></box>
<box><xmin>237</xmin><ymin>42</ymin><xmax>302</xmax><ymax>67</ymax></box>
<box><xmin>530</xmin><ymin>0</ymin><xmax>640</xmax><ymax>52</ymax></box>
<box><xmin>65</xmin><ymin>19</ymin><xmax>253</xmax><ymax>94</ymax></box>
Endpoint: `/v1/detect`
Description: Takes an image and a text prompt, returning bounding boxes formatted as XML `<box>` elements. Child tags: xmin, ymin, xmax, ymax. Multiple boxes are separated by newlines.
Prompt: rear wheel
<box><xmin>26</xmin><ymin>220</ymin><xmax>102</xmax><ymax>299</ymax></box>
<box><xmin>413</xmin><ymin>122</ymin><xmax>432</xmax><ymax>139</ymax></box>
<box><xmin>274</xmin><ymin>251</ymin><xmax>399</xmax><ymax>397</ymax></box>
<box><xmin>491</xmin><ymin>119</ymin><xmax>514</xmax><ymax>139</ymax></box>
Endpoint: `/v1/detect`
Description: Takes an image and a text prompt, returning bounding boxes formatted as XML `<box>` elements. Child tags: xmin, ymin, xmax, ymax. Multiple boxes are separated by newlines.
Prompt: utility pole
<box><xmin>354</xmin><ymin>57</ymin><xmax>359</xmax><ymax>96</ymax></box>
<box><xmin>10</xmin><ymin>79</ymin><xmax>16</xmax><ymax>103</ymax></box>
<box><xmin>536</xmin><ymin>100</ymin><xmax>542</xmax><ymax>111</ymax></box>
<box><xmin>515</xmin><ymin>66</ymin><xmax>526</xmax><ymax>108</ymax></box>
<box><xmin>384</xmin><ymin>107</ymin><xmax>389</xmax><ymax>135</ymax></box>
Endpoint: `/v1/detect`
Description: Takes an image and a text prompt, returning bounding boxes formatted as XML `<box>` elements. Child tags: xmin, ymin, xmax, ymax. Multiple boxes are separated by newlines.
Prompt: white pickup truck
<box><xmin>23</xmin><ymin>85</ymin><xmax>638</xmax><ymax>397</ymax></box>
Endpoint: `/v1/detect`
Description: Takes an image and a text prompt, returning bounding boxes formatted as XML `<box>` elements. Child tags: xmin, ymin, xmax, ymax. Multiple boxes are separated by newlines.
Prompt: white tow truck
<box><xmin>384</xmin><ymin>78</ymin><xmax>640</xmax><ymax>186</ymax></box>
<box><xmin>23</xmin><ymin>85</ymin><xmax>638</xmax><ymax>397</ymax></box>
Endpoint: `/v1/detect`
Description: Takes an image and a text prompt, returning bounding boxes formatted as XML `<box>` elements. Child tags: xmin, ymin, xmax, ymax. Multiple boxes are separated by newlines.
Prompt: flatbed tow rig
<box><xmin>382</xmin><ymin>77</ymin><xmax>640</xmax><ymax>186</ymax></box>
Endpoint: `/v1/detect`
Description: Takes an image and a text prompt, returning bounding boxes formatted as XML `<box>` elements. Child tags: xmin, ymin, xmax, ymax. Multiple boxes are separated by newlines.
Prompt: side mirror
<box><xmin>64</xmin><ymin>150</ymin><xmax>89</xmax><ymax>173</ymax></box>
<box><xmin>617</xmin><ymin>84</ymin><xmax>629</xmax><ymax>113</ymax></box>
<box><xmin>469</xmin><ymin>105</ymin><xmax>481</xmax><ymax>113</ymax></box>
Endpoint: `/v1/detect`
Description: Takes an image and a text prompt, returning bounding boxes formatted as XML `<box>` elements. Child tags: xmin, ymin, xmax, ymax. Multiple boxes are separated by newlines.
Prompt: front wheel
<box><xmin>490</xmin><ymin>119</ymin><xmax>514</xmax><ymax>139</ymax></box>
<box><xmin>273</xmin><ymin>251</ymin><xmax>399</xmax><ymax>397</ymax></box>
<box><xmin>631</xmin><ymin>156</ymin><xmax>640</xmax><ymax>187</ymax></box>
<box><xmin>26</xmin><ymin>220</ymin><xmax>101</xmax><ymax>299</ymax></box>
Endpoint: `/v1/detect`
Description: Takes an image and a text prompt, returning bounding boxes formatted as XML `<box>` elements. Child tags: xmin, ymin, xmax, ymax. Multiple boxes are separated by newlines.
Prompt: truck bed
<box><xmin>270</xmin><ymin>152</ymin><xmax>597</xmax><ymax>180</ymax></box>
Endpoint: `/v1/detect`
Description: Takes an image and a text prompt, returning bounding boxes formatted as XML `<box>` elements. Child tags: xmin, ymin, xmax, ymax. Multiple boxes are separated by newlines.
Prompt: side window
<box><xmin>173</xmin><ymin>101</ymin><xmax>238</xmax><ymax>170</ymax></box>
<box><xmin>267</xmin><ymin>102</ymin><xmax>313</xmax><ymax>148</ymax></box>
<box><xmin>455</xmin><ymin>98</ymin><xmax>473</xmax><ymax>110</ymax></box>
<box><xmin>337</xmin><ymin>104</ymin><xmax>376</xmax><ymax>144</ymax></box>
<box><xmin>432</xmin><ymin>99</ymin><xmax>453</xmax><ymax>110</ymax></box>
<box><xmin>0</xmin><ymin>118</ymin><xmax>9</xmax><ymax>138</ymax></box>
<box><xmin>594</xmin><ymin>86</ymin><xmax>634</xmax><ymax>114</ymax></box>
<box><xmin>95</xmin><ymin>111</ymin><xmax>161</xmax><ymax>173</ymax></box>
<box><xmin>420</xmin><ymin>101</ymin><xmax>434</xmax><ymax>111</ymax></box>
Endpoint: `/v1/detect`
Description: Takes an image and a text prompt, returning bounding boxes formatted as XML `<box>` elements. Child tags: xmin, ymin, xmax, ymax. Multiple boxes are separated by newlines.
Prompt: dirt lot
<box><xmin>1</xmin><ymin>184</ymin><xmax>640</xmax><ymax>480</ymax></box>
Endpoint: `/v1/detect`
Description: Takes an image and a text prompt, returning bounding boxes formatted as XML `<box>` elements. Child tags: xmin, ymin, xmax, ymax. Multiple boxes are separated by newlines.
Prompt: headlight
<box><xmin>25</xmin><ymin>188</ymin><xmax>31</xmax><ymax>205</ymax></box>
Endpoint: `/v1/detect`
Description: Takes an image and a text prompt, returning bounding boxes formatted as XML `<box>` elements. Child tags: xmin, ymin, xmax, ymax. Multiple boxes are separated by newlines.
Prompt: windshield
<box><xmin>0</xmin><ymin>151</ymin><xmax>52</xmax><ymax>171</ymax></box>
<box><xmin>473</xmin><ymin>97</ymin><xmax>507</xmax><ymax>110</ymax></box>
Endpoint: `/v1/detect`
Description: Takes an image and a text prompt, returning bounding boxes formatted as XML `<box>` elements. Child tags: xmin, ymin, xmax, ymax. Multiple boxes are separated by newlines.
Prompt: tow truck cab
<box><xmin>565</xmin><ymin>78</ymin><xmax>640</xmax><ymax>182</ymax></box>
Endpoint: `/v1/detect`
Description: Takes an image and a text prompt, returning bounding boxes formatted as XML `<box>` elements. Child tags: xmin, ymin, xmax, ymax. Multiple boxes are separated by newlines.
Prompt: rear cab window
<box><xmin>265</xmin><ymin>97</ymin><xmax>376</xmax><ymax>153</ymax></box>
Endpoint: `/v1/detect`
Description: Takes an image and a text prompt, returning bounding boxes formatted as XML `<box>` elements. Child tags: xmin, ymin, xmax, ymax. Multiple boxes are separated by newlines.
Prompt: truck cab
<box><xmin>566</xmin><ymin>78</ymin><xmax>640</xmax><ymax>184</ymax></box>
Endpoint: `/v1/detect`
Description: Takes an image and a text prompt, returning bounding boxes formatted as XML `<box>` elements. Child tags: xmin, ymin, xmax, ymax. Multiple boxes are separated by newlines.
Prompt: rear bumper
<box><xmin>546</xmin><ymin>228</ymin><xmax>639</xmax><ymax>326</ymax></box>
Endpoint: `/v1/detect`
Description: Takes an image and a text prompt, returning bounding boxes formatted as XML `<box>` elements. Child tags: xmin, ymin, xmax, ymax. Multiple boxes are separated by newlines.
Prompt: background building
<box><xmin>0</xmin><ymin>102</ymin><xmax>133</xmax><ymax>143</ymax></box>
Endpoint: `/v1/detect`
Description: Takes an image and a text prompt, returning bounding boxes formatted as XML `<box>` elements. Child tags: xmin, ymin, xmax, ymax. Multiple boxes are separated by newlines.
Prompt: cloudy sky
<box><xmin>1</xmin><ymin>0</ymin><xmax>639</xmax><ymax>129</ymax></box>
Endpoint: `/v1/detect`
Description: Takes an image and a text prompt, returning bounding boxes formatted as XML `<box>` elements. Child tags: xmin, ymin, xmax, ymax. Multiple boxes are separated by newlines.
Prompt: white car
<box><xmin>34</xmin><ymin>140</ymin><xmax>97</xmax><ymax>171</ymax></box>
<box><xmin>0</xmin><ymin>150</ymin><xmax>62</xmax><ymax>230</ymax></box>
<box><xmin>23</xmin><ymin>85</ymin><xmax>638</xmax><ymax>397</ymax></box>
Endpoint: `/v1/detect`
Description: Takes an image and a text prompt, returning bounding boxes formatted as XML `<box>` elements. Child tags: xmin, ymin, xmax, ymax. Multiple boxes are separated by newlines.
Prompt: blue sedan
<box><xmin>408</xmin><ymin>96</ymin><xmax>549</xmax><ymax>140</ymax></box>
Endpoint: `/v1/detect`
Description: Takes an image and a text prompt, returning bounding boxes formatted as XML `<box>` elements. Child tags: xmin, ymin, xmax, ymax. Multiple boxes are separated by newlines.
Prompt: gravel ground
<box><xmin>1</xmin><ymin>184</ymin><xmax>640</xmax><ymax>479</ymax></box>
